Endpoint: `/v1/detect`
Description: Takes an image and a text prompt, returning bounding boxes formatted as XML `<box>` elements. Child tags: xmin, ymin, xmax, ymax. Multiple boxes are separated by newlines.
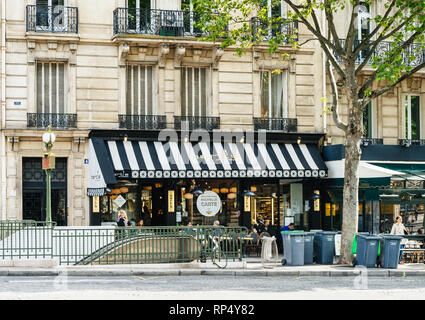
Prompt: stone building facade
<box><xmin>0</xmin><ymin>0</ymin><xmax>423</xmax><ymax>229</ymax></box>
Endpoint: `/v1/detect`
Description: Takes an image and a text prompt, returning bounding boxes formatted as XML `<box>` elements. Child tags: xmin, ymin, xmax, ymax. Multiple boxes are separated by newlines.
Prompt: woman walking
<box><xmin>390</xmin><ymin>216</ymin><xmax>409</xmax><ymax>264</ymax></box>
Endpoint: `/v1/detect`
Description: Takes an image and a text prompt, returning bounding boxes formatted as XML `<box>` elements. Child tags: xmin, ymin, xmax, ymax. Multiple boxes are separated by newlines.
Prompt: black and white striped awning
<box><xmin>88</xmin><ymin>139</ymin><xmax>327</xmax><ymax>187</ymax></box>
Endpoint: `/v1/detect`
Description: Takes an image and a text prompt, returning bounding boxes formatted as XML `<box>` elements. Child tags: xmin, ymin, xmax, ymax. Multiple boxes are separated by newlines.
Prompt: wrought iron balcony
<box><xmin>253</xmin><ymin>117</ymin><xmax>297</xmax><ymax>132</ymax></box>
<box><xmin>113</xmin><ymin>8</ymin><xmax>216</xmax><ymax>37</ymax></box>
<box><xmin>118</xmin><ymin>114</ymin><xmax>167</xmax><ymax>130</ymax></box>
<box><xmin>174</xmin><ymin>116</ymin><xmax>220</xmax><ymax>131</ymax></box>
<box><xmin>251</xmin><ymin>17</ymin><xmax>298</xmax><ymax>43</ymax></box>
<box><xmin>361</xmin><ymin>138</ymin><xmax>383</xmax><ymax>146</ymax></box>
<box><xmin>398</xmin><ymin>139</ymin><xmax>425</xmax><ymax>147</ymax></box>
<box><xmin>27</xmin><ymin>113</ymin><xmax>77</xmax><ymax>129</ymax></box>
<box><xmin>26</xmin><ymin>5</ymin><xmax>78</xmax><ymax>33</ymax></box>
<box><xmin>335</xmin><ymin>39</ymin><xmax>425</xmax><ymax>68</ymax></box>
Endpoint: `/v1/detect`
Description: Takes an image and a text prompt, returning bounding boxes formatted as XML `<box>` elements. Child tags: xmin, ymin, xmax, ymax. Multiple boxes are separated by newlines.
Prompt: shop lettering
<box><xmin>200</xmin><ymin>201</ymin><xmax>218</xmax><ymax>207</ymax></box>
<box><xmin>169</xmin><ymin>304</ymin><xmax>203</xmax><ymax>318</ymax></box>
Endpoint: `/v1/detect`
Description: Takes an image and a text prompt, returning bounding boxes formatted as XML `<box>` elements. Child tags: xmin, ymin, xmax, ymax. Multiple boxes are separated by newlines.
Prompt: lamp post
<box><xmin>42</xmin><ymin>126</ymin><xmax>56</xmax><ymax>223</ymax></box>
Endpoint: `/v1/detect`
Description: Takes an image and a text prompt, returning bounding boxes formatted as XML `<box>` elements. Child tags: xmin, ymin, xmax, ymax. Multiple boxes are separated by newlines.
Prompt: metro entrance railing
<box><xmin>0</xmin><ymin>221</ymin><xmax>248</xmax><ymax>266</ymax></box>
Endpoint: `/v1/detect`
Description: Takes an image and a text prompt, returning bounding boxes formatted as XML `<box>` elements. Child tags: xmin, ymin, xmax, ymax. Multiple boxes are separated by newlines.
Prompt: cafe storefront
<box><xmin>87</xmin><ymin>130</ymin><xmax>328</xmax><ymax>231</ymax></box>
<box><xmin>322</xmin><ymin>144</ymin><xmax>425</xmax><ymax>234</ymax></box>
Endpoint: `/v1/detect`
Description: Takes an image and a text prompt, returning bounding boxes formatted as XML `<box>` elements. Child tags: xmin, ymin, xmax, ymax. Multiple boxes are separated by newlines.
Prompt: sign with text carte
<box><xmin>196</xmin><ymin>191</ymin><xmax>221</xmax><ymax>217</ymax></box>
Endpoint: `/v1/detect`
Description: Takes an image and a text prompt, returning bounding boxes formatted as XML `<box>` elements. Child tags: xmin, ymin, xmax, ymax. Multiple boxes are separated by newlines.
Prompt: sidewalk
<box><xmin>0</xmin><ymin>256</ymin><xmax>425</xmax><ymax>277</ymax></box>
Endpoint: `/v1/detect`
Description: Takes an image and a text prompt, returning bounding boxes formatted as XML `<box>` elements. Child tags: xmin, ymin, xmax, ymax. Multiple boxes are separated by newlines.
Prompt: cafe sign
<box><xmin>196</xmin><ymin>191</ymin><xmax>221</xmax><ymax>217</ymax></box>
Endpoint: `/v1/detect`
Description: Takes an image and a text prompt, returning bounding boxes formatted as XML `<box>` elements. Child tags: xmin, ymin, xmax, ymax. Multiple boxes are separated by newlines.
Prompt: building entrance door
<box><xmin>23</xmin><ymin>190</ymin><xmax>44</xmax><ymax>221</ymax></box>
<box><xmin>22</xmin><ymin>157</ymin><xmax>68</xmax><ymax>225</ymax></box>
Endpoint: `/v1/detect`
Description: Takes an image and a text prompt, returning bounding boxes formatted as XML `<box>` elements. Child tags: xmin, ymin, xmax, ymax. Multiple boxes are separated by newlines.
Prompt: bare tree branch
<box><xmin>282</xmin><ymin>0</ymin><xmax>346</xmax><ymax>79</ymax></box>
<box><xmin>326</xmin><ymin>60</ymin><xmax>348</xmax><ymax>132</ymax></box>
<box><xmin>342</xmin><ymin>0</ymin><xmax>360</xmax><ymax>55</ymax></box>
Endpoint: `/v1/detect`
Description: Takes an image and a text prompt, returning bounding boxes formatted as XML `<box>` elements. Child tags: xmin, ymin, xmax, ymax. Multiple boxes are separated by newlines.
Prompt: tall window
<box><xmin>36</xmin><ymin>61</ymin><xmax>66</xmax><ymax>114</ymax></box>
<box><xmin>260</xmin><ymin>70</ymin><xmax>287</xmax><ymax>118</ymax></box>
<box><xmin>362</xmin><ymin>102</ymin><xmax>373</xmax><ymax>138</ymax></box>
<box><xmin>127</xmin><ymin>0</ymin><xmax>151</xmax><ymax>33</ymax></box>
<box><xmin>181</xmin><ymin>66</ymin><xmax>208</xmax><ymax>117</ymax></box>
<box><xmin>405</xmin><ymin>95</ymin><xmax>420</xmax><ymax>140</ymax></box>
<box><xmin>260</xmin><ymin>0</ymin><xmax>288</xmax><ymax>39</ymax></box>
<box><xmin>126</xmin><ymin>64</ymin><xmax>155</xmax><ymax>115</ymax></box>
<box><xmin>354</xmin><ymin>2</ymin><xmax>371</xmax><ymax>61</ymax></box>
<box><xmin>36</xmin><ymin>0</ymin><xmax>67</xmax><ymax>32</ymax></box>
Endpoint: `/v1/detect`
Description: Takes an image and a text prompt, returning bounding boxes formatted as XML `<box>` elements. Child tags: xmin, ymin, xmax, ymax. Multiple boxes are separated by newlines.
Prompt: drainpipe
<box><xmin>322</xmin><ymin>9</ymin><xmax>327</xmax><ymax>135</ymax></box>
<box><xmin>1</xmin><ymin>0</ymin><xmax>6</xmax><ymax>220</ymax></box>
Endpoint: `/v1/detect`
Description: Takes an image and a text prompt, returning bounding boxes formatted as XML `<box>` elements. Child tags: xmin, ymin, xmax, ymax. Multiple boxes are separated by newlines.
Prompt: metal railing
<box><xmin>0</xmin><ymin>221</ymin><xmax>55</xmax><ymax>260</ymax></box>
<box><xmin>113</xmin><ymin>8</ymin><xmax>211</xmax><ymax>37</ymax></box>
<box><xmin>27</xmin><ymin>113</ymin><xmax>77</xmax><ymax>129</ymax></box>
<box><xmin>26</xmin><ymin>5</ymin><xmax>78</xmax><ymax>33</ymax></box>
<box><xmin>398</xmin><ymin>139</ymin><xmax>425</xmax><ymax>147</ymax></box>
<box><xmin>174</xmin><ymin>116</ymin><xmax>220</xmax><ymax>131</ymax></box>
<box><xmin>118</xmin><ymin>114</ymin><xmax>167</xmax><ymax>130</ymax></box>
<box><xmin>251</xmin><ymin>17</ymin><xmax>298</xmax><ymax>43</ymax></box>
<box><xmin>253</xmin><ymin>117</ymin><xmax>297</xmax><ymax>132</ymax></box>
<box><xmin>335</xmin><ymin>39</ymin><xmax>425</xmax><ymax>68</ymax></box>
<box><xmin>361</xmin><ymin>138</ymin><xmax>383</xmax><ymax>146</ymax></box>
<box><xmin>0</xmin><ymin>222</ymin><xmax>248</xmax><ymax>266</ymax></box>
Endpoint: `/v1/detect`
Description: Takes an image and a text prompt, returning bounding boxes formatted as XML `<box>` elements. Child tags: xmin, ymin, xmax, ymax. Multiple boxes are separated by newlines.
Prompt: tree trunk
<box><xmin>339</xmin><ymin>132</ymin><xmax>361</xmax><ymax>264</ymax></box>
<box><xmin>339</xmin><ymin>85</ymin><xmax>363</xmax><ymax>265</ymax></box>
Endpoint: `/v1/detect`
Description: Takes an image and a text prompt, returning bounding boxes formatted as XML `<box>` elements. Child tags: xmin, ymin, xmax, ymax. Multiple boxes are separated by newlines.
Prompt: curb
<box><xmin>1</xmin><ymin>267</ymin><xmax>425</xmax><ymax>277</ymax></box>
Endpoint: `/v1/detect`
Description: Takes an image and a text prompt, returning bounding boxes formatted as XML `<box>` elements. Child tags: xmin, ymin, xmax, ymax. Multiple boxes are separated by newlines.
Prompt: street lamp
<box><xmin>42</xmin><ymin>125</ymin><xmax>56</xmax><ymax>223</ymax></box>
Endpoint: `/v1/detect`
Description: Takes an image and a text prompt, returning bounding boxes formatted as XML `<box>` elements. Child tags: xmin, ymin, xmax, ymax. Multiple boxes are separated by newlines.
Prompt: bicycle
<box><xmin>209</xmin><ymin>234</ymin><xmax>228</xmax><ymax>269</ymax></box>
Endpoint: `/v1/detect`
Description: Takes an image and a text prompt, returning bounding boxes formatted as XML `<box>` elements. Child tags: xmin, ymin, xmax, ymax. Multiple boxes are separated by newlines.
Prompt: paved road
<box><xmin>1</xmin><ymin>275</ymin><xmax>425</xmax><ymax>300</ymax></box>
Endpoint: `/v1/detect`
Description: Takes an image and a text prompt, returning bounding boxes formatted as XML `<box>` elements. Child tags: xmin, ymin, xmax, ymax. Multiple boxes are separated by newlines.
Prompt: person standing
<box><xmin>117</xmin><ymin>209</ymin><xmax>129</xmax><ymax>227</ymax></box>
<box><xmin>390</xmin><ymin>216</ymin><xmax>409</xmax><ymax>264</ymax></box>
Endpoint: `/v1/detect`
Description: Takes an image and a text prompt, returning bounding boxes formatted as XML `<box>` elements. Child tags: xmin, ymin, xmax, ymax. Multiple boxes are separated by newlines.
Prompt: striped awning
<box><xmin>87</xmin><ymin>139</ymin><xmax>327</xmax><ymax>195</ymax></box>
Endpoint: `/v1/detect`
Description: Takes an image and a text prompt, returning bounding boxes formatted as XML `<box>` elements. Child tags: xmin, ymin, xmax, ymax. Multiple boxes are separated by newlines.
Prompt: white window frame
<box><xmin>362</xmin><ymin>101</ymin><xmax>376</xmax><ymax>139</ymax></box>
<box><xmin>36</xmin><ymin>0</ymin><xmax>68</xmax><ymax>33</ymax></box>
<box><xmin>126</xmin><ymin>63</ymin><xmax>157</xmax><ymax>115</ymax></box>
<box><xmin>264</xmin><ymin>0</ymin><xmax>288</xmax><ymax>39</ymax></box>
<box><xmin>260</xmin><ymin>69</ymin><xmax>288</xmax><ymax>118</ymax></box>
<box><xmin>405</xmin><ymin>94</ymin><xmax>421</xmax><ymax>140</ymax></box>
<box><xmin>35</xmin><ymin>60</ymin><xmax>67</xmax><ymax>114</ymax></box>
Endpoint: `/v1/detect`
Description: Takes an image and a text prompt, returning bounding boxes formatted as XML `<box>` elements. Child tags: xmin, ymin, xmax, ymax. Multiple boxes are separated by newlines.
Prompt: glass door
<box><xmin>36</xmin><ymin>0</ymin><xmax>66</xmax><ymax>32</ymax></box>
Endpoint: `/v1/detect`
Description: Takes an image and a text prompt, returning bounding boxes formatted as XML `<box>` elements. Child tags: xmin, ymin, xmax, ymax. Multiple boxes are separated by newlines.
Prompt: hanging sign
<box><xmin>92</xmin><ymin>196</ymin><xmax>100</xmax><ymax>213</ymax></box>
<box><xmin>113</xmin><ymin>195</ymin><xmax>126</xmax><ymax>208</ymax></box>
<box><xmin>168</xmin><ymin>190</ymin><xmax>175</xmax><ymax>212</ymax></box>
<box><xmin>244</xmin><ymin>196</ymin><xmax>251</xmax><ymax>211</ymax></box>
<box><xmin>196</xmin><ymin>191</ymin><xmax>221</xmax><ymax>217</ymax></box>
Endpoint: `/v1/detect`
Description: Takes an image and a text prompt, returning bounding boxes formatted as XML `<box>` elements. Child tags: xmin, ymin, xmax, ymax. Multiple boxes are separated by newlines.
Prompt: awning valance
<box><xmin>87</xmin><ymin>139</ymin><xmax>328</xmax><ymax>195</ymax></box>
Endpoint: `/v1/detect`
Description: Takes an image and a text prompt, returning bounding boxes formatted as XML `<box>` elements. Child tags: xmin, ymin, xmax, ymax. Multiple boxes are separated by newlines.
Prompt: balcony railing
<box><xmin>253</xmin><ymin>117</ymin><xmax>297</xmax><ymax>132</ymax></box>
<box><xmin>251</xmin><ymin>17</ymin><xmax>298</xmax><ymax>43</ymax></box>
<box><xmin>361</xmin><ymin>138</ymin><xmax>383</xmax><ymax>146</ymax></box>
<box><xmin>118</xmin><ymin>115</ymin><xmax>167</xmax><ymax>130</ymax></box>
<box><xmin>398</xmin><ymin>139</ymin><xmax>425</xmax><ymax>147</ymax></box>
<box><xmin>335</xmin><ymin>39</ymin><xmax>425</xmax><ymax>68</ymax></box>
<box><xmin>26</xmin><ymin>5</ymin><xmax>78</xmax><ymax>33</ymax></box>
<box><xmin>174</xmin><ymin>116</ymin><xmax>220</xmax><ymax>131</ymax></box>
<box><xmin>27</xmin><ymin>113</ymin><xmax>77</xmax><ymax>129</ymax></box>
<box><xmin>113</xmin><ymin>8</ymin><xmax>211</xmax><ymax>37</ymax></box>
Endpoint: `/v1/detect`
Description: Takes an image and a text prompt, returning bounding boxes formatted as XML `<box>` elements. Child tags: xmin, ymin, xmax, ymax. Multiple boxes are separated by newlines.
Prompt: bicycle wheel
<box><xmin>212</xmin><ymin>248</ymin><xmax>228</xmax><ymax>269</ymax></box>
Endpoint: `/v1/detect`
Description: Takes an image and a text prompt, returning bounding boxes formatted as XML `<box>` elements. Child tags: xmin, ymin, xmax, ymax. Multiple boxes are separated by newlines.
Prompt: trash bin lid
<box><xmin>318</xmin><ymin>231</ymin><xmax>338</xmax><ymax>235</ymax></box>
<box><xmin>357</xmin><ymin>234</ymin><xmax>380</xmax><ymax>240</ymax></box>
<box><xmin>281</xmin><ymin>230</ymin><xmax>304</xmax><ymax>234</ymax></box>
<box><xmin>380</xmin><ymin>234</ymin><xmax>403</xmax><ymax>240</ymax></box>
